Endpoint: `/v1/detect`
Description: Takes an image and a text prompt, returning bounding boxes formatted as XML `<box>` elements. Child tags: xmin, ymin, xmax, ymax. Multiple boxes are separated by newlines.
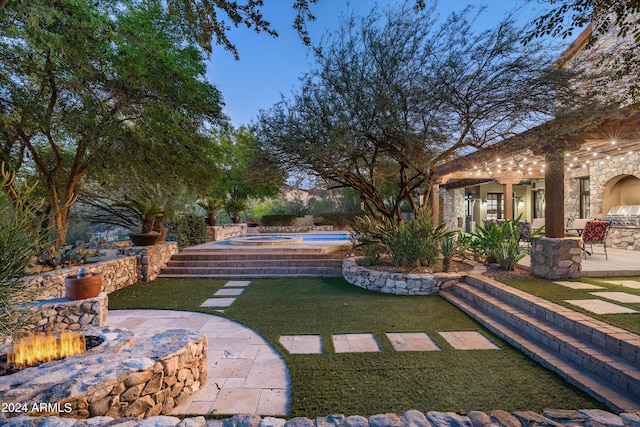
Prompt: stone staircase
<box><xmin>440</xmin><ymin>274</ymin><xmax>640</xmax><ymax>414</ymax></box>
<box><xmin>159</xmin><ymin>249</ymin><xmax>343</xmax><ymax>278</ymax></box>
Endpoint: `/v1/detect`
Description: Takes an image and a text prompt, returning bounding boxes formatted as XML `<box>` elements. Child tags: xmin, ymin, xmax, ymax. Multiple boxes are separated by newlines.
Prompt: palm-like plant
<box><xmin>197</xmin><ymin>197</ymin><xmax>224</xmax><ymax>226</ymax></box>
<box><xmin>225</xmin><ymin>197</ymin><xmax>248</xmax><ymax>223</ymax></box>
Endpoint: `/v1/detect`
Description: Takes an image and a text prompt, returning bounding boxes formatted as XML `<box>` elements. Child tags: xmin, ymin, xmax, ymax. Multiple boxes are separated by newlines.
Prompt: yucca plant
<box><xmin>440</xmin><ymin>235</ymin><xmax>458</xmax><ymax>272</ymax></box>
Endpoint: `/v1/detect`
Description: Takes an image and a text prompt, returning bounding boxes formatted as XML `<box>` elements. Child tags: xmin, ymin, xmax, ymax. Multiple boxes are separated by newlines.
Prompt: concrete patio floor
<box><xmin>520</xmin><ymin>247</ymin><xmax>640</xmax><ymax>277</ymax></box>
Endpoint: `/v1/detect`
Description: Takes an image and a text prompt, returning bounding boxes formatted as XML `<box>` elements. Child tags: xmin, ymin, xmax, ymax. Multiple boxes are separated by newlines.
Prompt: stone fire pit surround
<box><xmin>0</xmin><ymin>326</ymin><xmax>208</xmax><ymax>420</ymax></box>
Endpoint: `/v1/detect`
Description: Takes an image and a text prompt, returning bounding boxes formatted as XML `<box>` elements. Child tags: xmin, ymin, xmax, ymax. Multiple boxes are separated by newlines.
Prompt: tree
<box><xmin>524</xmin><ymin>0</ymin><xmax>640</xmax><ymax>102</ymax></box>
<box><xmin>257</xmin><ymin>1</ymin><xmax>585</xmax><ymax>222</ymax></box>
<box><xmin>210</xmin><ymin>126</ymin><xmax>286</xmax><ymax>202</ymax></box>
<box><xmin>0</xmin><ymin>0</ymin><xmax>227</xmax><ymax>245</ymax></box>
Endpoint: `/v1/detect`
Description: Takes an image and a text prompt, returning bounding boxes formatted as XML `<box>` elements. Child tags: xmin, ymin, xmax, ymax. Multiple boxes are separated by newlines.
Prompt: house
<box><xmin>434</xmin><ymin>23</ymin><xmax>640</xmax><ymax>257</ymax></box>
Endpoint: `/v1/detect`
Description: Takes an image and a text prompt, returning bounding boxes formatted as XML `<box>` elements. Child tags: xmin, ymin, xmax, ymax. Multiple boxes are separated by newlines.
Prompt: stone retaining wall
<box><xmin>342</xmin><ymin>258</ymin><xmax>484</xmax><ymax>295</ymax></box>
<box><xmin>23</xmin><ymin>256</ymin><xmax>138</xmax><ymax>300</ymax></box>
<box><xmin>255</xmin><ymin>225</ymin><xmax>334</xmax><ymax>233</ymax></box>
<box><xmin>208</xmin><ymin>224</ymin><xmax>248</xmax><ymax>241</ymax></box>
<box><xmin>0</xmin><ymin>328</ymin><xmax>207</xmax><ymax>420</ymax></box>
<box><xmin>119</xmin><ymin>242</ymin><xmax>179</xmax><ymax>281</ymax></box>
<box><xmin>27</xmin><ymin>292</ymin><xmax>108</xmax><ymax>334</ymax></box>
<box><xmin>6</xmin><ymin>408</ymin><xmax>638</xmax><ymax>427</ymax></box>
<box><xmin>608</xmin><ymin>228</ymin><xmax>640</xmax><ymax>250</ymax></box>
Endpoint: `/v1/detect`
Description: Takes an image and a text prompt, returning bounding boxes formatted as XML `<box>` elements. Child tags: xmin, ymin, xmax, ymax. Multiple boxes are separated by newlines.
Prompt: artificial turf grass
<box><xmin>499</xmin><ymin>276</ymin><xmax>640</xmax><ymax>335</ymax></box>
<box><xmin>108</xmin><ymin>277</ymin><xmax>605</xmax><ymax>417</ymax></box>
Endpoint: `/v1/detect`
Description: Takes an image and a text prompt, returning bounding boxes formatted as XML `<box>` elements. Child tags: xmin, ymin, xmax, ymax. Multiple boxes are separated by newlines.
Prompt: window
<box><xmin>580</xmin><ymin>178</ymin><xmax>590</xmax><ymax>219</ymax></box>
<box><xmin>486</xmin><ymin>193</ymin><xmax>503</xmax><ymax>220</ymax></box>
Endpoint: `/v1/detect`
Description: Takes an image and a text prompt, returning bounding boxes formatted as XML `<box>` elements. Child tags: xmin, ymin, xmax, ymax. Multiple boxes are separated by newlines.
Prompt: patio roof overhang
<box><xmin>434</xmin><ymin>107</ymin><xmax>640</xmax><ymax>185</ymax></box>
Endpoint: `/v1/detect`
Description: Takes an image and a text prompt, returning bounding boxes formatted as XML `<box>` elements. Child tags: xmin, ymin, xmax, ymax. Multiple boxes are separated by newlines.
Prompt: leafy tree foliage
<box><xmin>257</xmin><ymin>1</ymin><xmax>585</xmax><ymax>221</ymax></box>
<box><xmin>0</xmin><ymin>0</ymin><xmax>227</xmax><ymax>245</ymax></box>
<box><xmin>524</xmin><ymin>0</ymin><xmax>640</xmax><ymax>101</ymax></box>
<box><xmin>210</xmin><ymin>126</ymin><xmax>286</xmax><ymax>201</ymax></box>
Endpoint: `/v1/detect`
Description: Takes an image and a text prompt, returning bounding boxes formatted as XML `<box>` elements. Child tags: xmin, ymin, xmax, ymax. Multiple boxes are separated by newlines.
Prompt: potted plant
<box><xmin>197</xmin><ymin>197</ymin><xmax>224</xmax><ymax>226</ymax></box>
<box><xmin>225</xmin><ymin>197</ymin><xmax>248</xmax><ymax>224</ymax></box>
<box><xmin>64</xmin><ymin>268</ymin><xmax>102</xmax><ymax>300</ymax></box>
<box><xmin>125</xmin><ymin>199</ymin><xmax>168</xmax><ymax>246</ymax></box>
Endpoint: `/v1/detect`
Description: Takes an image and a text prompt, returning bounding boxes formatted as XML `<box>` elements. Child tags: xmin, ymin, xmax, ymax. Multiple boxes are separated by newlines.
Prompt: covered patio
<box><xmin>520</xmin><ymin>247</ymin><xmax>640</xmax><ymax>277</ymax></box>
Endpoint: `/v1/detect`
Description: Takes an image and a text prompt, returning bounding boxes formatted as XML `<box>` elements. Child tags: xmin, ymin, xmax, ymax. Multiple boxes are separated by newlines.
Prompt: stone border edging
<box><xmin>342</xmin><ymin>257</ymin><xmax>485</xmax><ymax>295</ymax></box>
<box><xmin>5</xmin><ymin>408</ymin><xmax>638</xmax><ymax>427</ymax></box>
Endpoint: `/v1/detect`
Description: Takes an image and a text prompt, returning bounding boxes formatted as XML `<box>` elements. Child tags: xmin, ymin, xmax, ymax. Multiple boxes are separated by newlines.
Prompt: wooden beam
<box><xmin>503</xmin><ymin>183</ymin><xmax>513</xmax><ymax>220</ymax></box>
<box><xmin>431</xmin><ymin>183</ymin><xmax>440</xmax><ymax>226</ymax></box>
<box><xmin>545</xmin><ymin>150</ymin><xmax>565</xmax><ymax>238</ymax></box>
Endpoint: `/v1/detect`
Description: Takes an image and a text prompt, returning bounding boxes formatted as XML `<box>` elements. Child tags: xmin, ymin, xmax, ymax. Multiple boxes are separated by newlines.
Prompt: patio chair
<box><xmin>531</xmin><ymin>218</ymin><xmax>545</xmax><ymax>236</ymax></box>
<box><xmin>581</xmin><ymin>220</ymin><xmax>611</xmax><ymax>259</ymax></box>
<box><xmin>516</xmin><ymin>221</ymin><xmax>531</xmax><ymax>247</ymax></box>
<box><xmin>566</xmin><ymin>218</ymin><xmax>589</xmax><ymax>236</ymax></box>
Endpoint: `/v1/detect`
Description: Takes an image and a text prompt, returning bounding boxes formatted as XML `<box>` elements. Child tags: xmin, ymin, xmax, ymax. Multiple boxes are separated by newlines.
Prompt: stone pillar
<box><xmin>531</xmin><ymin>237</ymin><xmax>582</xmax><ymax>279</ymax></box>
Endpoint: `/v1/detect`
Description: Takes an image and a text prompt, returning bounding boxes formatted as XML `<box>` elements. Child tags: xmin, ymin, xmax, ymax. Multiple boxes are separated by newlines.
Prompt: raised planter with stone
<box><xmin>342</xmin><ymin>257</ymin><xmax>484</xmax><ymax>295</ymax></box>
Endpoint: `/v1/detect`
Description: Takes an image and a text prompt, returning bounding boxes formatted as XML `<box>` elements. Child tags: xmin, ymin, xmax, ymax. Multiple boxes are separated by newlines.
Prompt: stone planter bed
<box><xmin>342</xmin><ymin>257</ymin><xmax>485</xmax><ymax>295</ymax></box>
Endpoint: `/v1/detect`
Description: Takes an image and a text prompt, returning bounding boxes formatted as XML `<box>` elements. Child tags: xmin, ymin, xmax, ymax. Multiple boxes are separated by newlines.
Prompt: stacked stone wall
<box><xmin>119</xmin><ymin>242</ymin><xmax>178</xmax><ymax>281</ymax></box>
<box><xmin>23</xmin><ymin>256</ymin><xmax>138</xmax><ymax>300</ymax></box>
<box><xmin>207</xmin><ymin>224</ymin><xmax>248</xmax><ymax>241</ymax></box>
<box><xmin>6</xmin><ymin>408</ymin><xmax>638</xmax><ymax>427</ymax></box>
<box><xmin>27</xmin><ymin>292</ymin><xmax>109</xmax><ymax>334</ymax></box>
<box><xmin>342</xmin><ymin>258</ymin><xmax>483</xmax><ymax>295</ymax></box>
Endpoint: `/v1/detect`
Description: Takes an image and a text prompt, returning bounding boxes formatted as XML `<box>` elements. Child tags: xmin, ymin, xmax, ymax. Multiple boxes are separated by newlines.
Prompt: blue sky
<box><xmin>205</xmin><ymin>0</ymin><xmax>562</xmax><ymax>127</ymax></box>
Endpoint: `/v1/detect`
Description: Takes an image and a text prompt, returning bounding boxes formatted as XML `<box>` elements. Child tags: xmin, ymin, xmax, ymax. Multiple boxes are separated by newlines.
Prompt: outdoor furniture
<box><xmin>581</xmin><ymin>220</ymin><xmax>611</xmax><ymax>259</ymax></box>
<box><xmin>531</xmin><ymin>218</ymin><xmax>545</xmax><ymax>235</ymax></box>
<box><xmin>565</xmin><ymin>218</ymin><xmax>589</xmax><ymax>236</ymax></box>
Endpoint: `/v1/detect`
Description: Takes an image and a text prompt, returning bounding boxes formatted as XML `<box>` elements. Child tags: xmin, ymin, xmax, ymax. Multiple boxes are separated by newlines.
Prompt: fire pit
<box><xmin>0</xmin><ymin>326</ymin><xmax>207</xmax><ymax>419</ymax></box>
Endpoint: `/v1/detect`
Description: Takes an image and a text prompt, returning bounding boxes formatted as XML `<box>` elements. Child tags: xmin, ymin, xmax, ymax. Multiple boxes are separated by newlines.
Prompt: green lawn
<box><xmin>109</xmin><ymin>277</ymin><xmax>604</xmax><ymax>417</ymax></box>
<box><xmin>500</xmin><ymin>276</ymin><xmax>640</xmax><ymax>335</ymax></box>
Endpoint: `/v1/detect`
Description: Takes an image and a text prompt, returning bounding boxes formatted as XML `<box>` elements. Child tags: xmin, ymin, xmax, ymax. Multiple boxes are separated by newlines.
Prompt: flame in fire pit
<box><xmin>8</xmin><ymin>331</ymin><xmax>86</xmax><ymax>368</ymax></box>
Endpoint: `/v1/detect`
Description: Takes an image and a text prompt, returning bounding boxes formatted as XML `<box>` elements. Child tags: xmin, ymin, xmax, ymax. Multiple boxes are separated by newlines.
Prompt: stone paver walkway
<box><xmin>386</xmin><ymin>332</ymin><xmax>440</xmax><ymax>351</ymax></box>
<box><xmin>564</xmin><ymin>299</ymin><xmax>639</xmax><ymax>314</ymax></box>
<box><xmin>439</xmin><ymin>331</ymin><xmax>500</xmax><ymax>350</ymax></box>
<box><xmin>603</xmin><ymin>280</ymin><xmax>640</xmax><ymax>289</ymax></box>
<box><xmin>333</xmin><ymin>333</ymin><xmax>380</xmax><ymax>353</ymax></box>
<box><xmin>225</xmin><ymin>280</ymin><xmax>252</xmax><ymax>287</ymax></box>
<box><xmin>279</xmin><ymin>335</ymin><xmax>322</xmax><ymax>354</ymax></box>
<box><xmin>554</xmin><ymin>281</ymin><xmax>604</xmax><ymax>290</ymax></box>
<box><xmin>590</xmin><ymin>292</ymin><xmax>640</xmax><ymax>303</ymax></box>
<box><xmin>108</xmin><ymin>309</ymin><xmax>289</xmax><ymax>416</ymax></box>
<box><xmin>201</xmin><ymin>297</ymin><xmax>236</xmax><ymax>308</ymax></box>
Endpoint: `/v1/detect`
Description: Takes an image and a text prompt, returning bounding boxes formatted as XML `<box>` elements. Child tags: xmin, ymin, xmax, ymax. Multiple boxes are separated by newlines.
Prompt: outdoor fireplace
<box><xmin>606</xmin><ymin>205</ymin><xmax>640</xmax><ymax>228</ymax></box>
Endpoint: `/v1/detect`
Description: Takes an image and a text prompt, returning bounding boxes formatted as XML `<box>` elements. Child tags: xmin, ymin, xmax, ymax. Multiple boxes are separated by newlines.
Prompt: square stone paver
<box><xmin>215</xmin><ymin>288</ymin><xmax>245</xmax><ymax>296</ymax></box>
<box><xmin>602</xmin><ymin>280</ymin><xmax>640</xmax><ymax>289</ymax></box>
<box><xmin>589</xmin><ymin>292</ymin><xmax>640</xmax><ymax>303</ymax></box>
<box><xmin>554</xmin><ymin>281</ymin><xmax>604</xmax><ymax>290</ymax></box>
<box><xmin>564</xmin><ymin>299</ymin><xmax>639</xmax><ymax>314</ymax></box>
<box><xmin>439</xmin><ymin>331</ymin><xmax>500</xmax><ymax>350</ymax></box>
<box><xmin>225</xmin><ymin>280</ymin><xmax>252</xmax><ymax>287</ymax></box>
<box><xmin>386</xmin><ymin>332</ymin><xmax>440</xmax><ymax>352</ymax></box>
<box><xmin>279</xmin><ymin>335</ymin><xmax>322</xmax><ymax>354</ymax></box>
<box><xmin>332</xmin><ymin>333</ymin><xmax>380</xmax><ymax>353</ymax></box>
<box><xmin>200</xmin><ymin>297</ymin><xmax>236</xmax><ymax>308</ymax></box>
<box><xmin>211</xmin><ymin>388</ymin><xmax>261</xmax><ymax>414</ymax></box>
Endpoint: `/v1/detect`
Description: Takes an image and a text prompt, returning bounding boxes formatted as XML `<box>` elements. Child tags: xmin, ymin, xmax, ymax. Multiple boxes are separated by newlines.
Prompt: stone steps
<box><xmin>440</xmin><ymin>274</ymin><xmax>640</xmax><ymax>414</ymax></box>
<box><xmin>159</xmin><ymin>250</ymin><xmax>343</xmax><ymax>278</ymax></box>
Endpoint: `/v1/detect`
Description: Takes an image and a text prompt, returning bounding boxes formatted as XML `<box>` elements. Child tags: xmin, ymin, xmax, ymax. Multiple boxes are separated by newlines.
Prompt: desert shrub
<box><xmin>440</xmin><ymin>235</ymin><xmax>459</xmax><ymax>272</ymax></box>
<box><xmin>351</xmin><ymin>214</ymin><xmax>450</xmax><ymax>269</ymax></box>
<box><xmin>315</xmin><ymin>211</ymin><xmax>363</xmax><ymax>228</ymax></box>
<box><xmin>261</xmin><ymin>214</ymin><xmax>297</xmax><ymax>226</ymax></box>
<box><xmin>168</xmin><ymin>213</ymin><xmax>207</xmax><ymax>247</ymax></box>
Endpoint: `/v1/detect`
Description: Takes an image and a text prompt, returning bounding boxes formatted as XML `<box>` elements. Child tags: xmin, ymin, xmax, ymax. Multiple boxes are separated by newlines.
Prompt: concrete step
<box><xmin>165</xmin><ymin>260</ymin><xmax>343</xmax><ymax>268</ymax></box>
<box><xmin>160</xmin><ymin>266</ymin><xmax>342</xmax><ymax>276</ymax></box>
<box><xmin>440</xmin><ymin>277</ymin><xmax>640</xmax><ymax>414</ymax></box>
<box><xmin>158</xmin><ymin>273</ymin><xmax>343</xmax><ymax>278</ymax></box>
<box><xmin>171</xmin><ymin>252</ymin><xmax>337</xmax><ymax>261</ymax></box>
<box><xmin>463</xmin><ymin>274</ymin><xmax>640</xmax><ymax>366</ymax></box>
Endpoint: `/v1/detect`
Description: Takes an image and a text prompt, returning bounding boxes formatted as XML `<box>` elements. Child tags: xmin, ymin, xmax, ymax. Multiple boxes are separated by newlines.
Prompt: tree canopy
<box><xmin>525</xmin><ymin>0</ymin><xmax>640</xmax><ymax>102</ymax></box>
<box><xmin>256</xmin><ymin>1</ymin><xmax>586</xmax><ymax>221</ymax></box>
<box><xmin>0</xmin><ymin>0</ymin><xmax>227</xmax><ymax>244</ymax></box>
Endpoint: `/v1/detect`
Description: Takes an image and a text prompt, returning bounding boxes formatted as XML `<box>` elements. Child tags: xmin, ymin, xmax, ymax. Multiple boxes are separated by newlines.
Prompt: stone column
<box><xmin>531</xmin><ymin>237</ymin><xmax>582</xmax><ymax>279</ymax></box>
